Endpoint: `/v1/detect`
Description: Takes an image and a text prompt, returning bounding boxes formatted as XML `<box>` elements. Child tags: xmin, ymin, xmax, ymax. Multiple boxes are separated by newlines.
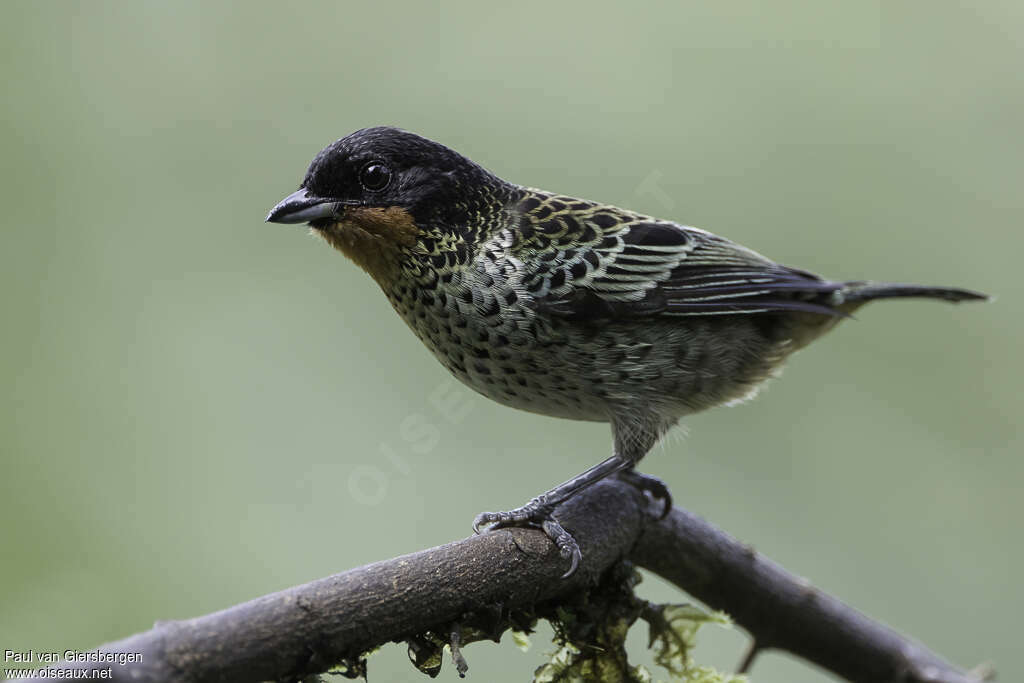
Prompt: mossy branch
<box><xmin>20</xmin><ymin>479</ymin><xmax>991</xmax><ymax>683</ymax></box>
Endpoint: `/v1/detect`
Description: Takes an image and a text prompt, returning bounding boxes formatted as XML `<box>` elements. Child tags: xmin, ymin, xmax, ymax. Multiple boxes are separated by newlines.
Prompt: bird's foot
<box><xmin>617</xmin><ymin>469</ymin><xmax>673</xmax><ymax>519</ymax></box>
<box><xmin>473</xmin><ymin>499</ymin><xmax>582</xmax><ymax>579</ymax></box>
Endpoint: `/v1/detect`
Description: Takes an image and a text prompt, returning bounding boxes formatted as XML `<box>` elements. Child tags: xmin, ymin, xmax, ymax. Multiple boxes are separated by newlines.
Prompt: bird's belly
<box><xmin>398</xmin><ymin>296</ymin><xmax>790</xmax><ymax>422</ymax></box>
<box><xmin>412</xmin><ymin>325</ymin><xmax>612</xmax><ymax>421</ymax></box>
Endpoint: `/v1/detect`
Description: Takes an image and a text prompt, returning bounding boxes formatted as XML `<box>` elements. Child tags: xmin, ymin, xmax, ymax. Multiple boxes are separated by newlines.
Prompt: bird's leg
<box><xmin>616</xmin><ymin>467</ymin><xmax>673</xmax><ymax>519</ymax></box>
<box><xmin>472</xmin><ymin>454</ymin><xmax>632</xmax><ymax>578</ymax></box>
<box><xmin>610</xmin><ymin>415</ymin><xmax>676</xmax><ymax>519</ymax></box>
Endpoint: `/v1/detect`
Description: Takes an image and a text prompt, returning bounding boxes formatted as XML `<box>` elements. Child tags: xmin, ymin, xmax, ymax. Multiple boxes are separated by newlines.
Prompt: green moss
<box><xmin>388</xmin><ymin>561</ymin><xmax>748</xmax><ymax>683</ymax></box>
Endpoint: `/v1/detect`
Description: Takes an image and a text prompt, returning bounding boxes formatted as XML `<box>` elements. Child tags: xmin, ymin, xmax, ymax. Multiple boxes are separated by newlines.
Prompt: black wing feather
<box><xmin>509</xmin><ymin>192</ymin><xmax>843</xmax><ymax>320</ymax></box>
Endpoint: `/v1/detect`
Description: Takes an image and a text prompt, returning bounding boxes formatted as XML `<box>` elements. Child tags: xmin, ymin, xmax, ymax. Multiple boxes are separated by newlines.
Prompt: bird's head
<box><xmin>267</xmin><ymin>127</ymin><xmax>510</xmax><ymax>285</ymax></box>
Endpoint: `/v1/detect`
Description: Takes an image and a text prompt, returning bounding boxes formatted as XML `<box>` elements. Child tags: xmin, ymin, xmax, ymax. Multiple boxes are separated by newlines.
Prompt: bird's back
<box><xmin>383</xmin><ymin>188</ymin><xmax>818</xmax><ymax>422</ymax></box>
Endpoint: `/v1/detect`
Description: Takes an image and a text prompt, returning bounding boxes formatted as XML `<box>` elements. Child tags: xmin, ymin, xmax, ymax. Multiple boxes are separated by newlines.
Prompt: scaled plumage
<box><xmin>267</xmin><ymin>126</ymin><xmax>986</xmax><ymax>576</ymax></box>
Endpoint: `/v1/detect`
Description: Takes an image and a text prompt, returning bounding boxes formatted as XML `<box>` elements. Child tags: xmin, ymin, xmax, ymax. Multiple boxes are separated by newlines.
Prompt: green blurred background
<box><xmin>2</xmin><ymin>2</ymin><xmax>1020</xmax><ymax>681</ymax></box>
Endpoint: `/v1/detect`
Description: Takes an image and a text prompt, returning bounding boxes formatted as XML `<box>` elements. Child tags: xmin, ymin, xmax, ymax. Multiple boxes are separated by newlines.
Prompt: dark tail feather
<box><xmin>839</xmin><ymin>282</ymin><xmax>990</xmax><ymax>305</ymax></box>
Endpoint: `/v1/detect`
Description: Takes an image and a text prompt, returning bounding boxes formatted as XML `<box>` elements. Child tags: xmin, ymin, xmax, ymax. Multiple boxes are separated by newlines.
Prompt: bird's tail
<box><xmin>837</xmin><ymin>282</ymin><xmax>989</xmax><ymax>308</ymax></box>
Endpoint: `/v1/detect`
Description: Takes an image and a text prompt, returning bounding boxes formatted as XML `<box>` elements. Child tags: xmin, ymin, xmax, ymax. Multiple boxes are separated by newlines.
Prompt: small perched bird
<box><xmin>267</xmin><ymin>126</ymin><xmax>986</xmax><ymax>576</ymax></box>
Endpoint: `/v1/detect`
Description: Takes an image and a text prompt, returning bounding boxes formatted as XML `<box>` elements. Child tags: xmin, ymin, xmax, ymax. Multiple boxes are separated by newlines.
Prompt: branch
<box><xmin>20</xmin><ymin>479</ymin><xmax>990</xmax><ymax>683</ymax></box>
<box><xmin>632</xmin><ymin>502</ymin><xmax>992</xmax><ymax>683</ymax></box>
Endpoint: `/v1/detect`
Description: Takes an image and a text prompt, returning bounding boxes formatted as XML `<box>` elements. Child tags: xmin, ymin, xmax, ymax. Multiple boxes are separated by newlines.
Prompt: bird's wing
<box><xmin>506</xmin><ymin>192</ymin><xmax>843</xmax><ymax>320</ymax></box>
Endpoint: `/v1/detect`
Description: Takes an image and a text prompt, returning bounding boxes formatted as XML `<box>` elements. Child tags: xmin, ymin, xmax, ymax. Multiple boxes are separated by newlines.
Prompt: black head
<box><xmin>266</xmin><ymin>127</ymin><xmax>509</xmax><ymax>228</ymax></box>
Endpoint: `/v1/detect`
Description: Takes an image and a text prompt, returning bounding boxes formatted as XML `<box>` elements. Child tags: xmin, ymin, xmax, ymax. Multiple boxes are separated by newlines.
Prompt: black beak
<box><xmin>266</xmin><ymin>188</ymin><xmax>344</xmax><ymax>224</ymax></box>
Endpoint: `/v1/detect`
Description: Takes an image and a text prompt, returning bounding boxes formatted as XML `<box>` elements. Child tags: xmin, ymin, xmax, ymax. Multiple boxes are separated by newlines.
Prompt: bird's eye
<box><xmin>359</xmin><ymin>162</ymin><xmax>392</xmax><ymax>191</ymax></box>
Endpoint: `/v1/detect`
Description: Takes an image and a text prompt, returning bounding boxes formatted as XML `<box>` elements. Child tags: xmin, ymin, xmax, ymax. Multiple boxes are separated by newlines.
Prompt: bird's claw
<box><xmin>472</xmin><ymin>502</ymin><xmax>581</xmax><ymax>578</ymax></box>
<box><xmin>541</xmin><ymin>518</ymin><xmax>582</xmax><ymax>578</ymax></box>
<box><xmin>472</xmin><ymin>507</ymin><xmax>540</xmax><ymax>533</ymax></box>
<box><xmin>618</xmin><ymin>469</ymin><xmax>673</xmax><ymax>519</ymax></box>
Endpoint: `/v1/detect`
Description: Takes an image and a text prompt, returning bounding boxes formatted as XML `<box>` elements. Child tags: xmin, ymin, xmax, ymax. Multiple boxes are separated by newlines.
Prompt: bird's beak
<box><xmin>266</xmin><ymin>188</ymin><xmax>344</xmax><ymax>224</ymax></box>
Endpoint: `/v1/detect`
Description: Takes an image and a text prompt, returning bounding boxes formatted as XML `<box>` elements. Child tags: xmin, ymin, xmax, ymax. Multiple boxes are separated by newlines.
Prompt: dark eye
<box><xmin>359</xmin><ymin>162</ymin><xmax>392</xmax><ymax>191</ymax></box>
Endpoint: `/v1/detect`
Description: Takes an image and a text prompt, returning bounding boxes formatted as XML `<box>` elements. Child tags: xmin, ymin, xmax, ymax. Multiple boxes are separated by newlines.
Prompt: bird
<box><xmin>266</xmin><ymin>126</ymin><xmax>987</xmax><ymax>577</ymax></box>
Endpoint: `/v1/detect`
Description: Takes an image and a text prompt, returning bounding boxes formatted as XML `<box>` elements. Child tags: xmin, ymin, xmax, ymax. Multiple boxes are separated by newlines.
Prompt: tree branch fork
<box><xmin>20</xmin><ymin>479</ymin><xmax>993</xmax><ymax>683</ymax></box>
